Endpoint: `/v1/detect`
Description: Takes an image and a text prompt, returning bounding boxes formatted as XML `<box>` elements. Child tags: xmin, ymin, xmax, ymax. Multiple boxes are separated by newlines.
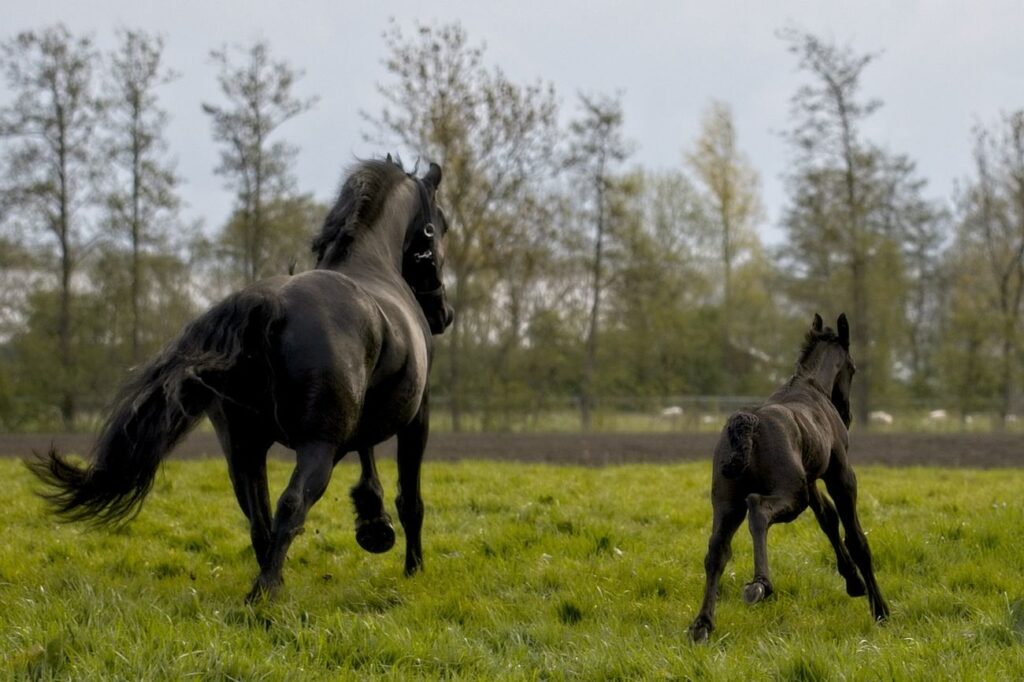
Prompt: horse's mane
<box><xmin>311</xmin><ymin>158</ymin><xmax>410</xmax><ymax>265</ymax></box>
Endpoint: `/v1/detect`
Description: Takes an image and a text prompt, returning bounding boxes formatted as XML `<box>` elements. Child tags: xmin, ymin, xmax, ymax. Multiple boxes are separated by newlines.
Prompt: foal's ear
<box><xmin>423</xmin><ymin>162</ymin><xmax>443</xmax><ymax>190</ymax></box>
<box><xmin>812</xmin><ymin>313</ymin><xmax>823</xmax><ymax>333</ymax></box>
<box><xmin>837</xmin><ymin>313</ymin><xmax>850</xmax><ymax>348</ymax></box>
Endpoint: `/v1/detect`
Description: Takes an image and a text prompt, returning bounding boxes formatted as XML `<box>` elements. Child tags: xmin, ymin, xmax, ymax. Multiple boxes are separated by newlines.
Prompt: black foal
<box><xmin>689</xmin><ymin>313</ymin><xmax>889</xmax><ymax>642</ymax></box>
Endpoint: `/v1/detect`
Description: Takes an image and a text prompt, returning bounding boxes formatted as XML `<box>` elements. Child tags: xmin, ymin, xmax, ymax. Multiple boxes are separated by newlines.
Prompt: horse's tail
<box><xmin>27</xmin><ymin>287</ymin><xmax>285</xmax><ymax>526</ymax></box>
<box><xmin>721</xmin><ymin>412</ymin><xmax>759</xmax><ymax>479</ymax></box>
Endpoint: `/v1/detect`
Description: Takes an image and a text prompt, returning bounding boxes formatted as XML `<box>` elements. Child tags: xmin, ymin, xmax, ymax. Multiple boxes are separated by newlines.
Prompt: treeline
<box><xmin>0</xmin><ymin>23</ymin><xmax>1021</xmax><ymax>432</ymax></box>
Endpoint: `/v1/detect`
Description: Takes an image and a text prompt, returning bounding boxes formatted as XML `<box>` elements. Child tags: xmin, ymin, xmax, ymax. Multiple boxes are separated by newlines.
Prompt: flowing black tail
<box><xmin>721</xmin><ymin>412</ymin><xmax>758</xmax><ymax>479</ymax></box>
<box><xmin>27</xmin><ymin>287</ymin><xmax>284</xmax><ymax>525</ymax></box>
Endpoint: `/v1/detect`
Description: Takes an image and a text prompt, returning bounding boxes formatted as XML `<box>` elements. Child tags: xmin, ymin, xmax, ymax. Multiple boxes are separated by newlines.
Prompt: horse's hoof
<box><xmin>743</xmin><ymin>581</ymin><xmax>768</xmax><ymax>604</ymax></box>
<box><xmin>846</xmin><ymin>575</ymin><xmax>867</xmax><ymax>597</ymax></box>
<box><xmin>873</xmin><ymin>600</ymin><xmax>891</xmax><ymax>622</ymax></box>
<box><xmin>356</xmin><ymin>518</ymin><xmax>396</xmax><ymax>554</ymax></box>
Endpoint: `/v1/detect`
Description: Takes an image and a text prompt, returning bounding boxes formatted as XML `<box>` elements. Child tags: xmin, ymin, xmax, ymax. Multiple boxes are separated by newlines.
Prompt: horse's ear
<box><xmin>837</xmin><ymin>313</ymin><xmax>850</xmax><ymax>348</ymax></box>
<box><xmin>812</xmin><ymin>313</ymin><xmax>823</xmax><ymax>333</ymax></box>
<box><xmin>386</xmin><ymin>153</ymin><xmax>394</xmax><ymax>164</ymax></box>
<box><xmin>423</xmin><ymin>162</ymin><xmax>442</xmax><ymax>190</ymax></box>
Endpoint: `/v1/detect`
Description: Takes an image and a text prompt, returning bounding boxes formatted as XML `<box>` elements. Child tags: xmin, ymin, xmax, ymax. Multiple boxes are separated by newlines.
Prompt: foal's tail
<box><xmin>28</xmin><ymin>287</ymin><xmax>285</xmax><ymax>525</ymax></box>
<box><xmin>721</xmin><ymin>412</ymin><xmax>759</xmax><ymax>479</ymax></box>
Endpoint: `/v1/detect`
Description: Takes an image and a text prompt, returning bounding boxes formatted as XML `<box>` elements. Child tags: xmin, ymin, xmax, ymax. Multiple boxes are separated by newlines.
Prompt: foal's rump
<box><xmin>717</xmin><ymin>405</ymin><xmax>808</xmax><ymax>487</ymax></box>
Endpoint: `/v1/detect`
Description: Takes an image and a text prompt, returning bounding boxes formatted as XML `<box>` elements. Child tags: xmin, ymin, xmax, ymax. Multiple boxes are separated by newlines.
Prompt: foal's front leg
<box><xmin>824</xmin><ymin>464</ymin><xmax>890</xmax><ymax>622</ymax></box>
<box><xmin>351</xmin><ymin>447</ymin><xmax>396</xmax><ymax>553</ymax></box>
<box><xmin>248</xmin><ymin>441</ymin><xmax>335</xmax><ymax>602</ymax></box>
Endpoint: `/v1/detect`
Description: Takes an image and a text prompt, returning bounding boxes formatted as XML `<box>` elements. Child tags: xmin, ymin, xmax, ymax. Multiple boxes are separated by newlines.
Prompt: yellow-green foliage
<box><xmin>2</xmin><ymin>458</ymin><xmax>1023</xmax><ymax>680</ymax></box>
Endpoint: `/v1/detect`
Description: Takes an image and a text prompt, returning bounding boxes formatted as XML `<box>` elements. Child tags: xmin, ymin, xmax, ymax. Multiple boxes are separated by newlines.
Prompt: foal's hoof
<box><xmin>846</xmin><ymin>575</ymin><xmax>867</xmax><ymax>597</ymax></box>
<box><xmin>688</xmin><ymin>617</ymin><xmax>713</xmax><ymax>643</ymax></box>
<box><xmin>246</xmin><ymin>575</ymin><xmax>283</xmax><ymax>604</ymax></box>
<box><xmin>743</xmin><ymin>580</ymin><xmax>771</xmax><ymax>604</ymax></box>
<box><xmin>356</xmin><ymin>517</ymin><xmax>396</xmax><ymax>554</ymax></box>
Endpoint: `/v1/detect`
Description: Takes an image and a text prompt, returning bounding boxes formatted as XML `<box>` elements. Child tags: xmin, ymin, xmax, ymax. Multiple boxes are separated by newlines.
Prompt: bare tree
<box><xmin>0</xmin><ymin>25</ymin><xmax>103</xmax><ymax>427</ymax></box>
<box><xmin>958</xmin><ymin>114</ymin><xmax>1024</xmax><ymax>426</ymax></box>
<box><xmin>565</xmin><ymin>93</ymin><xmax>632</xmax><ymax>430</ymax></box>
<box><xmin>104</xmin><ymin>28</ymin><xmax>180</xmax><ymax>362</ymax></box>
<box><xmin>202</xmin><ymin>39</ymin><xmax>317</xmax><ymax>284</ymax></box>
<box><xmin>365</xmin><ymin>21</ymin><xmax>560</xmax><ymax>431</ymax></box>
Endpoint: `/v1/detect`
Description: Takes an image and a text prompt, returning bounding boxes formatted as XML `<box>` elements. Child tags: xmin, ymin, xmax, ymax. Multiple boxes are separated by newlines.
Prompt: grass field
<box><xmin>2</xmin><ymin>457</ymin><xmax>1023</xmax><ymax>680</ymax></box>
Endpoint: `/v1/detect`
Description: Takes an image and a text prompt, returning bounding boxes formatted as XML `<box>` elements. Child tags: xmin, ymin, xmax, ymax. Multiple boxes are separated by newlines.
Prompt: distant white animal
<box><xmin>701</xmin><ymin>414</ymin><xmax>717</xmax><ymax>425</ymax></box>
<box><xmin>869</xmin><ymin>411</ymin><xmax>894</xmax><ymax>426</ymax></box>
<box><xmin>928</xmin><ymin>409</ymin><xmax>948</xmax><ymax>420</ymax></box>
<box><xmin>661</xmin><ymin>406</ymin><xmax>684</xmax><ymax>418</ymax></box>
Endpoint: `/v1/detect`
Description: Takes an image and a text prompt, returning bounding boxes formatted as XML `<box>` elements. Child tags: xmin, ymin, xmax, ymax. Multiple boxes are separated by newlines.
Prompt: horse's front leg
<box><xmin>351</xmin><ymin>447</ymin><xmax>396</xmax><ymax>553</ymax></box>
<box><xmin>395</xmin><ymin>396</ymin><xmax>429</xmax><ymax>575</ymax></box>
<box><xmin>248</xmin><ymin>441</ymin><xmax>335</xmax><ymax>602</ymax></box>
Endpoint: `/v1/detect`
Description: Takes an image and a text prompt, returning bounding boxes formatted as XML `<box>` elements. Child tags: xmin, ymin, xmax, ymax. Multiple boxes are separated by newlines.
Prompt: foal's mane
<box><xmin>796</xmin><ymin>326</ymin><xmax>842</xmax><ymax>368</ymax></box>
<box><xmin>311</xmin><ymin>158</ymin><xmax>411</xmax><ymax>265</ymax></box>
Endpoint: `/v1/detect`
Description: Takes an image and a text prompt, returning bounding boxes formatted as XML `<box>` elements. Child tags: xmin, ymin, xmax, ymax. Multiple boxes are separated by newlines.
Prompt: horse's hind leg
<box><xmin>211</xmin><ymin>410</ymin><xmax>274</xmax><ymax>570</ymax></box>
<box><xmin>824</xmin><ymin>463</ymin><xmax>890</xmax><ymax>622</ymax></box>
<box><xmin>395</xmin><ymin>399</ymin><xmax>429</xmax><ymax>576</ymax></box>
<box><xmin>807</xmin><ymin>481</ymin><xmax>866</xmax><ymax>597</ymax></box>
<box><xmin>689</xmin><ymin>494</ymin><xmax>746</xmax><ymax>643</ymax></box>
<box><xmin>351</xmin><ymin>447</ymin><xmax>395</xmax><ymax>553</ymax></box>
<box><xmin>744</xmin><ymin>487</ymin><xmax>808</xmax><ymax>604</ymax></box>
<box><xmin>248</xmin><ymin>441</ymin><xmax>335</xmax><ymax>602</ymax></box>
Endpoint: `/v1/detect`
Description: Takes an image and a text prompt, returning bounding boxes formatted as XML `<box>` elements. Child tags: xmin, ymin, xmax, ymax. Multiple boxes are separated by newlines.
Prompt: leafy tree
<box><xmin>565</xmin><ymin>92</ymin><xmax>633</xmax><ymax>429</ymax></box>
<box><xmin>779</xmin><ymin>29</ymin><xmax>942</xmax><ymax>423</ymax></box>
<box><xmin>202</xmin><ymin>39</ymin><xmax>317</xmax><ymax>285</ymax></box>
<box><xmin>686</xmin><ymin>100</ymin><xmax>763</xmax><ymax>387</ymax></box>
<box><xmin>212</xmin><ymin>194</ymin><xmax>326</xmax><ymax>284</ymax></box>
<box><xmin>0</xmin><ymin>25</ymin><xmax>103</xmax><ymax>427</ymax></box>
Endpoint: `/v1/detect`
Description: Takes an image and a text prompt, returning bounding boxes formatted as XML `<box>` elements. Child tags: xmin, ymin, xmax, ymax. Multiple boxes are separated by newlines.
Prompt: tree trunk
<box><xmin>57</xmin><ymin>117</ymin><xmax>75</xmax><ymax>430</ymax></box>
<box><xmin>131</xmin><ymin>106</ymin><xmax>143</xmax><ymax>363</ymax></box>
<box><xmin>581</xmin><ymin>172</ymin><xmax>606</xmax><ymax>431</ymax></box>
<box><xmin>448</xmin><ymin>287</ymin><xmax>463</xmax><ymax>432</ymax></box>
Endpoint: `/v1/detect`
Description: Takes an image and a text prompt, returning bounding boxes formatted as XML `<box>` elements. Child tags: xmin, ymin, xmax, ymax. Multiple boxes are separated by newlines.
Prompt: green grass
<box><xmin>2</xmin><ymin>458</ymin><xmax>1023</xmax><ymax>680</ymax></box>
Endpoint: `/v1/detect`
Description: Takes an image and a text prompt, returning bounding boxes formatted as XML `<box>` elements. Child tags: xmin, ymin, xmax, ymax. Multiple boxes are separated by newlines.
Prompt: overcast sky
<box><xmin>4</xmin><ymin>1</ymin><xmax>1024</xmax><ymax>244</ymax></box>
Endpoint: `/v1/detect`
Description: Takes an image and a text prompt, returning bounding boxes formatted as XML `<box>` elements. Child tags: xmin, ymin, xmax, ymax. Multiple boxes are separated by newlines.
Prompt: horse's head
<box><xmin>402</xmin><ymin>162</ymin><xmax>454</xmax><ymax>335</ymax></box>
<box><xmin>803</xmin><ymin>313</ymin><xmax>855</xmax><ymax>427</ymax></box>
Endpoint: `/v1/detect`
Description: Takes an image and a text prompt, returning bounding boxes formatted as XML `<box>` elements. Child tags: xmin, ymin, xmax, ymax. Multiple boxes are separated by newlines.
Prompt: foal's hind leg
<box><xmin>248</xmin><ymin>441</ymin><xmax>335</xmax><ymax>602</ymax></box>
<box><xmin>744</xmin><ymin>487</ymin><xmax>808</xmax><ymax>604</ymax></box>
<box><xmin>351</xmin><ymin>447</ymin><xmax>395</xmax><ymax>554</ymax></box>
<box><xmin>823</xmin><ymin>463</ymin><xmax>890</xmax><ymax>622</ymax></box>
<box><xmin>689</xmin><ymin>495</ymin><xmax>746</xmax><ymax>643</ymax></box>
<box><xmin>807</xmin><ymin>481</ymin><xmax>865</xmax><ymax>597</ymax></box>
<box><xmin>395</xmin><ymin>399</ymin><xmax>429</xmax><ymax>575</ymax></box>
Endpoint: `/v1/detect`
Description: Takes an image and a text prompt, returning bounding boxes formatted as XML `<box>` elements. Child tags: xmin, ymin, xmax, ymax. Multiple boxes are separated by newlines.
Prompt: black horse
<box><xmin>689</xmin><ymin>313</ymin><xmax>889</xmax><ymax>641</ymax></box>
<box><xmin>30</xmin><ymin>158</ymin><xmax>453</xmax><ymax>601</ymax></box>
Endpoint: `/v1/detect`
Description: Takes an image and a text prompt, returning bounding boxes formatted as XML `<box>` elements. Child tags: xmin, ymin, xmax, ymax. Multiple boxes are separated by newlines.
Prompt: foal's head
<box><xmin>797</xmin><ymin>313</ymin><xmax>855</xmax><ymax>426</ymax></box>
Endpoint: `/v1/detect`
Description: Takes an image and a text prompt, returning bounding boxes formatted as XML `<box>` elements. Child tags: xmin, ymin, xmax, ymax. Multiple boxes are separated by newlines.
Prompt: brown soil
<box><xmin>2</xmin><ymin>431</ymin><xmax>1020</xmax><ymax>468</ymax></box>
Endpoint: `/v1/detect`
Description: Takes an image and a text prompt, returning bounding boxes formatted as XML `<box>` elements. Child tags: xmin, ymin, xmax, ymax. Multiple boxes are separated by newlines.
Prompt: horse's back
<box><xmin>269</xmin><ymin>269</ymin><xmax>429</xmax><ymax>448</ymax></box>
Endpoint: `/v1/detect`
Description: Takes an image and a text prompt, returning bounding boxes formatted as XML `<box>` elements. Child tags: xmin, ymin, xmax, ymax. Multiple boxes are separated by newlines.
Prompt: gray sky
<box><xmin>5</xmin><ymin>1</ymin><xmax>1024</xmax><ymax>244</ymax></box>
